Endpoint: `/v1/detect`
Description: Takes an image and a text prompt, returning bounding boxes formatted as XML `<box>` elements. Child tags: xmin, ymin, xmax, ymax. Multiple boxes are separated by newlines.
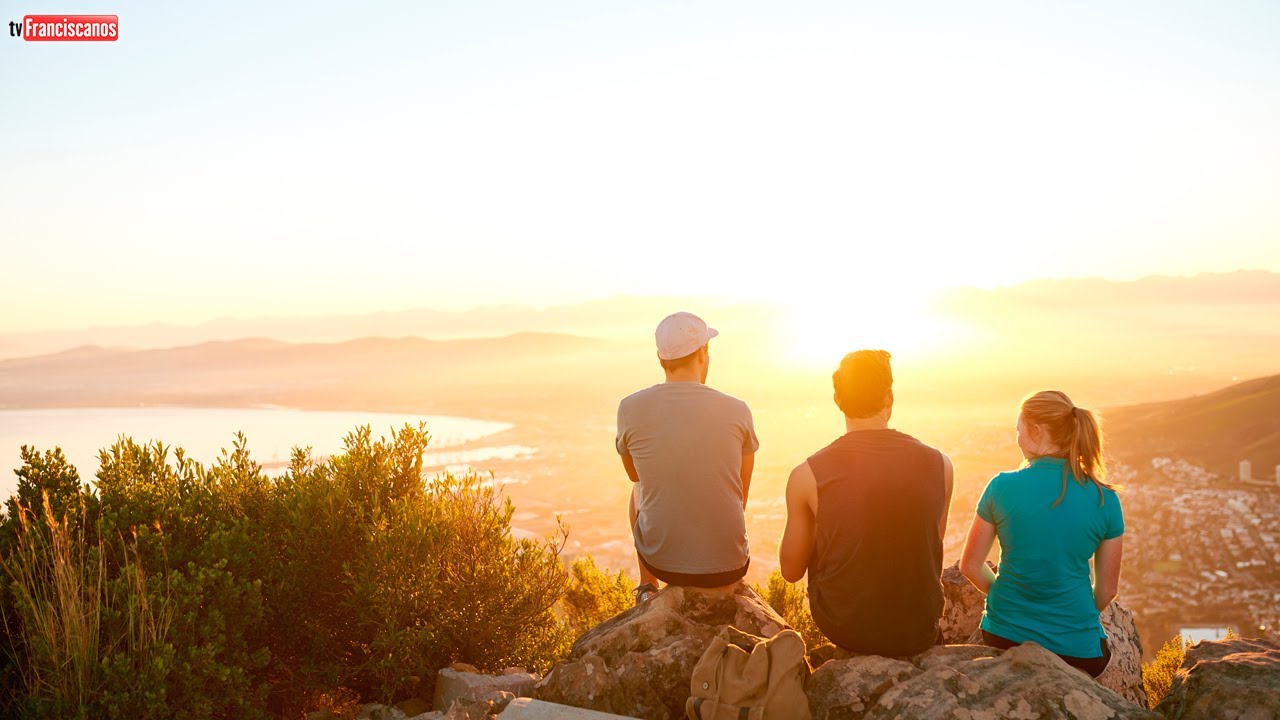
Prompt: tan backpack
<box><xmin>686</xmin><ymin>626</ymin><xmax>812</xmax><ymax>720</ymax></box>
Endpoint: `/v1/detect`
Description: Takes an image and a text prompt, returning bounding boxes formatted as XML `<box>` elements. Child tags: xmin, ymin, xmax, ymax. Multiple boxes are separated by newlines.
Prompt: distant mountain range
<box><xmin>2</xmin><ymin>271</ymin><xmax>1278</xmax><ymax>431</ymax></box>
<box><xmin>0</xmin><ymin>295</ymin><xmax>781</xmax><ymax>361</ymax></box>
<box><xmin>1107</xmin><ymin>373</ymin><xmax>1280</xmax><ymax>481</ymax></box>
<box><xmin>0</xmin><ymin>333</ymin><xmax>641</xmax><ymax>420</ymax></box>
<box><xmin>2</xmin><ymin>271</ymin><xmax>1278</xmax><ymax>364</ymax></box>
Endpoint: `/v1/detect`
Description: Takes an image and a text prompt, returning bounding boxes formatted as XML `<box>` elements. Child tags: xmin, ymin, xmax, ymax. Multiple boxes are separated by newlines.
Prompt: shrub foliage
<box><xmin>561</xmin><ymin>555</ymin><xmax>634</xmax><ymax>639</ymax></box>
<box><xmin>755</xmin><ymin>569</ymin><xmax>829</xmax><ymax>656</ymax></box>
<box><xmin>0</xmin><ymin>424</ymin><xmax>575</xmax><ymax>719</ymax></box>
<box><xmin>1140</xmin><ymin>628</ymin><xmax>1235</xmax><ymax>709</ymax></box>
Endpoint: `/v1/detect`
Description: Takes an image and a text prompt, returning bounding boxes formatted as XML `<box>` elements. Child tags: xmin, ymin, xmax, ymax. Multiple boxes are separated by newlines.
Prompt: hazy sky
<box><xmin>2</xmin><ymin>0</ymin><xmax>1278</xmax><ymax>333</ymax></box>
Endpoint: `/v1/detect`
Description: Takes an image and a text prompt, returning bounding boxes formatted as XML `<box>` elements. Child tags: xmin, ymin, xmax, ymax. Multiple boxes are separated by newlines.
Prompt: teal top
<box><xmin>976</xmin><ymin>457</ymin><xmax>1124</xmax><ymax>658</ymax></box>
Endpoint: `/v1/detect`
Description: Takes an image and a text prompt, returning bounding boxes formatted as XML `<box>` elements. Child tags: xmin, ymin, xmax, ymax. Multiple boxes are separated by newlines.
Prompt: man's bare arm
<box><xmin>940</xmin><ymin>453</ymin><xmax>955</xmax><ymax>541</ymax></box>
<box><xmin>779</xmin><ymin>461</ymin><xmax>818</xmax><ymax>583</ymax></box>
<box><xmin>740</xmin><ymin>452</ymin><xmax>755</xmax><ymax>508</ymax></box>
<box><xmin>621</xmin><ymin>452</ymin><xmax>640</xmax><ymax>483</ymax></box>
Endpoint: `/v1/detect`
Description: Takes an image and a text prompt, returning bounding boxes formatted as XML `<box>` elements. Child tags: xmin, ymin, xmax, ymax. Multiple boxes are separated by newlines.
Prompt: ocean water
<box><xmin>0</xmin><ymin>407</ymin><xmax>523</xmax><ymax>499</ymax></box>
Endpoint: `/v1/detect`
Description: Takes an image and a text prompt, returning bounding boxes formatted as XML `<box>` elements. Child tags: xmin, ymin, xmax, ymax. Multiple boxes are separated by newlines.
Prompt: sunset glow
<box><xmin>779</xmin><ymin>292</ymin><xmax>973</xmax><ymax>369</ymax></box>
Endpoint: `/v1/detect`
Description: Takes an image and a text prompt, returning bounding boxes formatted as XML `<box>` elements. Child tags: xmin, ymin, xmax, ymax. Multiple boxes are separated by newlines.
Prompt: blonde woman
<box><xmin>960</xmin><ymin>391</ymin><xmax>1123</xmax><ymax>677</ymax></box>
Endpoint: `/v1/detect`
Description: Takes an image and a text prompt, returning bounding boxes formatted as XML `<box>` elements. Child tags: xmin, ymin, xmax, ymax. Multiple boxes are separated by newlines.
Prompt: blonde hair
<box><xmin>1020</xmin><ymin>390</ymin><xmax>1117</xmax><ymax>507</ymax></box>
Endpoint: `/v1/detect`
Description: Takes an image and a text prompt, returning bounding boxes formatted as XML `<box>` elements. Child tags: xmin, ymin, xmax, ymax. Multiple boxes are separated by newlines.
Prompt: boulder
<box><xmin>433</xmin><ymin>667</ymin><xmax>539</xmax><ymax>712</ymax></box>
<box><xmin>938</xmin><ymin>562</ymin><xmax>988</xmax><ymax>644</ymax></box>
<box><xmin>534</xmin><ymin>583</ymin><xmax>789</xmax><ymax>720</ymax></box>
<box><xmin>444</xmin><ymin>697</ymin><xmax>494</xmax><ymax>720</ymax></box>
<box><xmin>484</xmin><ymin>691</ymin><xmax>515</xmax><ymax>714</ymax></box>
<box><xmin>807</xmin><ymin>643</ymin><xmax>1161</xmax><ymax>720</ymax></box>
<box><xmin>1097</xmin><ymin>601</ymin><xmax>1147</xmax><ymax>708</ymax></box>
<box><xmin>913</xmin><ymin>644</ymin><xmax>1001</xmax><ymax>670</ymax></box>
<box><xmin>806</xmin><ymin>655</ymin><xmax>918</xmax><ymax>718</ymax></box>
<box><xmin>937</xmin><ymin>561</ymin><xmax>1147</xmax><ymax>707</ymax></box>
<box><xmin>501</xmin><ymin>698</ymin><xmax>641</xmax><ymax>720</ymax></box>
<box><xmin>1154</xmin><ymin>637</ymin><xmax>1280</xmax><ymax>719</ymax></box>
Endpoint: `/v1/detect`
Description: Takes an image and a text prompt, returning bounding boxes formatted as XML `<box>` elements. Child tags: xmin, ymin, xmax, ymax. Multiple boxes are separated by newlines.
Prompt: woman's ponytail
<box><xmin>1021</xmin><ymin>391</ymin><xmax>1116</xmax><ymax>507</ymax></box>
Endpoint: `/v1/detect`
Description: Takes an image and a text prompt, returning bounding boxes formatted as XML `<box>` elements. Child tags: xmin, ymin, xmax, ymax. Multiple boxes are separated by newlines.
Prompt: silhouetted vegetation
<box><xmin>1140</xmin><ymin>629</ymin><xmax>1235</xmax><ymax>709</ymax></box>
<box><xmin>755</xmin><ymin>570</ymin><xmax>829</xmax><ymax>658</ymax></box>
<box><xmin>561</xmin><ymin>555</ymin><xmax>634</xmax><ymax>640</ymax></box>
<box><xmin>0</xmin><ymin>425</ymin><xmax>579</xmax><ymax>719</ymax></box>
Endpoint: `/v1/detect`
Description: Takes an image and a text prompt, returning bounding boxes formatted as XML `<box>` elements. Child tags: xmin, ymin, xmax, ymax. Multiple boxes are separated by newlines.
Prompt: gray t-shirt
<box><xmin>615</xmin><ymin>382</ymin><xmax>760</xmax><ymax>574</ymax></box>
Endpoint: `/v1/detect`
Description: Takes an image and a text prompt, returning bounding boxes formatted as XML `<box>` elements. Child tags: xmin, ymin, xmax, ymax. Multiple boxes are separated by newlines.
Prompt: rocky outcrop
<box><xmin>805</xmin><ymin>655</ymin><xmax>920</xmax><ymax>718</ymax></box>
<box><xmin>938</xmin><ymin>562</ymin><xmax>988</xmax><ymax>644</ymax></box>
<box><xmin>433</xmin><ymin>665</ymin><xmax>538</xmax><ymax>712</ymax></box>
<box><xmin>1154</xmin><ymin>637</ymin><xmax>1280</xmax><ymax>719</ymax></box>
<box><xmin>938</xmin><ymin>561</ymin><xmax>1147</xmax><ymax>707</ymax></box>
<box><xmin>534</xmin><ymin>583</ymin><xmax>788</xmax><ymax>720</ymax></box>
<box><xmin>808</xmin><ymin>643</ymin><xmax>1160</xmax><ymax>720</ymax></box>
<box><xmin>354</xmin><ymin>702</ymin><xmax>442</xmax><ymax>720</ymax></box>
<box><xmin>1097</xmin><ymin>601</ymin><xmax>1146</xmax><ymax>708</ymax></box>
<box><xmin>538</xmin><ymin>569</ymin><xmax>1154</xmax><ymax>719</ymax></box>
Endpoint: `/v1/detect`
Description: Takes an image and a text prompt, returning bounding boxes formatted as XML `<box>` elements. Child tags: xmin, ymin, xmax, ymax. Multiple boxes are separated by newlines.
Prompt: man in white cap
<box><xmin>615</xmin><ymin>312</ymin><xmax>759</xmax><ymax>602</ymax></box>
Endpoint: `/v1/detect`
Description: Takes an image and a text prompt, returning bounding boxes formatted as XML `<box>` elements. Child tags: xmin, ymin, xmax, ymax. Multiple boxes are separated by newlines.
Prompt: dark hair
<box><xmin>659</xmin><ymin>347</ymin><xmax>700</xmax><ymax>372</ymax></box>
<box><xmin>833</xmin><ymin>350</ymin><xmax>893</xmax><ymax>418</ymax></box>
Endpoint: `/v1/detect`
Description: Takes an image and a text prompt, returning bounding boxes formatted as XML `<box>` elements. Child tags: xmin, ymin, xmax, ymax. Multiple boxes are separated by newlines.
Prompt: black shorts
<box><xmin>639</xmin><ymin>555</ymin><xmax>749</xmax><ymax>588</ymax></box>
<box><xmin>982</xmin><ymin>630</ymin><xmax>1112</xmax><ymax>678</ymax></box>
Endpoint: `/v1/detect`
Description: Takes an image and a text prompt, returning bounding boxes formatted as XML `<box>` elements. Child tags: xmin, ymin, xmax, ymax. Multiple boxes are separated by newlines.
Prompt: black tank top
<box><xmin>806</xmin><ymin>429</ymin><xmax>945</xmax><ymax>656</ymax></box>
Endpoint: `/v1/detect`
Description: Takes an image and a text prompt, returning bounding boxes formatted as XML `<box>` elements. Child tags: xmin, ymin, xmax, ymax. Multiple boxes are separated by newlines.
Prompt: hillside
<box><xmin>1107</xmin><ymin>373</ymin><xmax>1280</xmax><ymax>480</ymax></box>
<box><xmin>0</xmin><ymin>333</ymin><xmax>643</xmax><ymax>419</ymax></box>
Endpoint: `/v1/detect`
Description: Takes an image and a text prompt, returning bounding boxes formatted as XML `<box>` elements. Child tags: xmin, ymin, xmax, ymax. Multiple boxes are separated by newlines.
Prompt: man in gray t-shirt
<box><xmin>615</xmin><ymin>312</ymin><xmax>759</xmax><ymax>598</ymax></box>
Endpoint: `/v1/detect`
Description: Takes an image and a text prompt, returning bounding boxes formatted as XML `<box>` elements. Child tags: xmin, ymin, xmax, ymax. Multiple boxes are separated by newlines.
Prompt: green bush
<box><xmin>561</xmin><ymin>555</ymin><xmax>634</xmax><ymax>639</ymax></box>
<box><xmin>755</xmin><ymin>570</ymin><xmax>829</xmax><ymax>656</ymax></box>
<box><xmin>0</xmin><ymin>423</ymin><xmax>574</xmax><ymax>718</ymax></box>
<box><xmin>1141</xmin><ymin>629</ymin><xmax>1235</xmax><ymax>709</ymax></box>
<box><xmin>1141</xmin><ymin>634</ymin><xmax>1187</xmax><ymax>709</ymax></box>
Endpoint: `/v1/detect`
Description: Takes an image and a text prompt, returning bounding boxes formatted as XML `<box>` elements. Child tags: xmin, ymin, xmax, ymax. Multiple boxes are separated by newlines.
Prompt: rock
<box><xmin>444</xmin><ymin>697</ymin><xmax>494</xmax><ymax>720</ymax></box>
<box><xmin>358</xmin><ymin>704</ymin><xmax>409</xmax><ymax>720</ymax></box>
<box><xmin>306</xmin><ymin>712</ymin><xmax>344</xmax><ymax>720</ymax></box>
<box><xmin>1098</xmin><ymin>601</ymin><xmax>1147</xmax><ymax>707</ymax></box>
<box><xmin>808</xmin><ymin>643</ymin><xmax>853</xmax><ymax>668</ymax></box>
<box><xmin>482</xmin><ymin>691</ymin><xmax>515</xmax><ymax>713</ymax></box>
<box><xmin>407</xmin><ymin>713</ymin><xmax>444</xmax><ymax>720</ymax></box>
<box><xmin>501</xmin><ymin>698</ymin><xmax>640</xmax><ymax>720</ymax></box>
<box><xmin>534</xmin><ymin>582</ymin><xmax>789</xmax><ymax>720</ymax></box>
<box><xmin>1154</xmin><ymin>637</ymin><xmax>1280</xmax><ymax>719</ymax></box>
<box><xmin>938</xmin><ymin>562</ymin><xmax>990</xmax><ymax>644</ymax></box>
<box><xmin>807</xmin><ymin>655</ymin><xmax>918</xmax><ymax>719</ymax></box>
<box><xmin>937</xmin><ymin>560</ymin><xmax>1147</xmax><ymax>706</ymax></box>
<box><xmin>433</xmin><ymin>667</ymin><xmax>539</xmax><ymax>712</ymax></box>
<box><xmin>912</xmin><ymin>643</ymin><xmax>1001</xmax><ymax>670</ymax></box>
<box><xmin>880</xmin><ymin>644</ymin><xmax>1158</xmax><ymax>719</ymax></box>
<box><xmin>806</xmin><ymin>643</ymin><xmax>1160</xmax><ymax>719</ymax></box>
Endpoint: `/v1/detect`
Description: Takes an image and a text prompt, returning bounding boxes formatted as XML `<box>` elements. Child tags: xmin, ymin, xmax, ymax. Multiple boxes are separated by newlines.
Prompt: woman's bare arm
<box><xmin>1093</xmin><ymin>536</ymin><xmax>1123</xmax><ymax>611</ymax></box>
<box><xmin>960</xmin><ymin>515</ymin><xmax>998</xmax><ymax>594</ymax></box>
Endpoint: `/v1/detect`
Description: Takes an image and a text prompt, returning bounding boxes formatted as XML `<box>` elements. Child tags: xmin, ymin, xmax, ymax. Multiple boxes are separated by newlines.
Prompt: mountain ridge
<box><xmin>1107</xmin><ymin>372</ymin><xmax>1280</xmax><ymax>479</ymax></box>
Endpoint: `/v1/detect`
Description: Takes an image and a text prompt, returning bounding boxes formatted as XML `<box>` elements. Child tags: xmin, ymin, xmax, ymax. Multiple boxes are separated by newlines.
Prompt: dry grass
<box><xmin>0</xmin><ymin>491</ymin><xmax>173</xmax><ymax>714</ymax></box>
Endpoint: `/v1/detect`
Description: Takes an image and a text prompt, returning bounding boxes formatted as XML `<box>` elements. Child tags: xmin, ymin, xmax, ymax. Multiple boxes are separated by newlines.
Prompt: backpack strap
<box><xmin>687</xmin><ymin>697</ymin><xmax>755</xmax><ymax>720</ymax></box>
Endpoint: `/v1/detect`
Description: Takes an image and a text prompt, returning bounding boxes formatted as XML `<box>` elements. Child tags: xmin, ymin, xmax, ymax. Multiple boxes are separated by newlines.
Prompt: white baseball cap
<box><xmin>655</xmin><ymin>312</ymin><xmax>719</xmax><ymax>360</ymax></box>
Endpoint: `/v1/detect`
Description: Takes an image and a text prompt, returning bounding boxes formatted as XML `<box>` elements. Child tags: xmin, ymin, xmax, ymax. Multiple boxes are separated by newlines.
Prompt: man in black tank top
<box><xmin>778</xmin><ymin>350</ymin><xmax>954</xmax><ymax>657</ymax></box>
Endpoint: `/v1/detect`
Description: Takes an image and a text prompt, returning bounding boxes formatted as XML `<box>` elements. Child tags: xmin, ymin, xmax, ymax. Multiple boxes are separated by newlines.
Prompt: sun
<box><xmin>778</xmin><ymin>289</ymin><xmax>971</xmax><ymax>370</ymax></box>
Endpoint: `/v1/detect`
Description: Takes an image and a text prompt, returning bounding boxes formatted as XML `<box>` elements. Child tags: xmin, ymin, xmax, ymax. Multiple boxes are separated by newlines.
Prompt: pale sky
<box><xmin>2</xmin><ymin>0</ymin><xmax>1278</xmax><ymax>333</ymax></box>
